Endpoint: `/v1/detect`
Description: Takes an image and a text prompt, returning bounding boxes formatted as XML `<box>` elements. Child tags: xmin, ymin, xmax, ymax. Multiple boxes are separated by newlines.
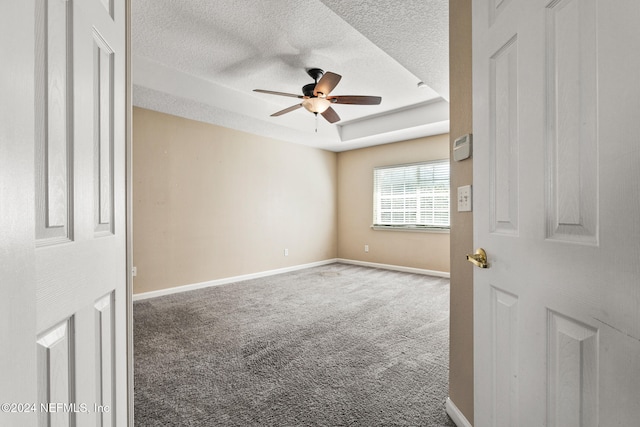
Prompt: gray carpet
<box><xmin>134</xmin><ymin>263</ymin><xmax>455</xmax><ymax>426</ymax></box>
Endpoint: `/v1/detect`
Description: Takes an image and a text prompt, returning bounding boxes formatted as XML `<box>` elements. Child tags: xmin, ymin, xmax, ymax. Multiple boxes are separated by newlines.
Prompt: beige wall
<box><xmin>336</xmin><ymin>135</ymin><xmax>450</xmax><ymax>273</ymax></box>
<box><xmin>449</xmin><ymin>0</ymin><xmax>474</xmax><ymax>424</ymax></box>
<box><xmin>132</xmin><ymin>108</ymin><xmax>338</xmax><ymax>294</ymax></box>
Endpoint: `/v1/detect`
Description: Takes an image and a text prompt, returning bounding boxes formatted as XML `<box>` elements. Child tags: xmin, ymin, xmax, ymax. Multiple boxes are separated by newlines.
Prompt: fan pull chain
<box><xmin>315</xmin><ymin>112</ymin><xmax>318</xmax><ymax>133</ymax></box>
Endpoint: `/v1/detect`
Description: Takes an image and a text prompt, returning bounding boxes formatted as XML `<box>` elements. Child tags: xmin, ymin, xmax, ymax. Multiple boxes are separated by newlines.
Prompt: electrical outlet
<box><xmin>132</xmin><ymin>266</ymin><xmax>137</xmax><ymax>277</ymax></box>
<box><xmin>364</xmin><ymin>245</ymin><xmax>369</xmax><ymax>253</ymax></box>
<box><xmin>284</xmin><ymin>248</ymin><xmax>289</xmax><ymax>256</ymax></box>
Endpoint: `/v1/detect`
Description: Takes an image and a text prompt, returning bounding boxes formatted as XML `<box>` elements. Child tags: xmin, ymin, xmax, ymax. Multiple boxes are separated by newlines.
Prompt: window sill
<box><xmin>371</xmin><ymin>225</ymin><xmax>450</xmax><ymax>234</ymax></box>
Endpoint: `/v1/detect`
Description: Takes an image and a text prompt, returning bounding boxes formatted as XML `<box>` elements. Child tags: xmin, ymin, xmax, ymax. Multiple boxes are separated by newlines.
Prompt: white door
<box><xmin>473</xmin><ymin>0</ymin><xmax>640</xmax><ymax>426</ymax></box>
<box><xmin>1</xmin><ymin>0</ymin><xmax>128</xmax><ymax>426</ymax></box>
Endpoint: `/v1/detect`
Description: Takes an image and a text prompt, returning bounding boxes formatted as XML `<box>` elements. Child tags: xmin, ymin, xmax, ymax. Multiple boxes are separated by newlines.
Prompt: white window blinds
<box><xmin>373</xmin><ymin>160</ymin><xmax>450</xmax><ymax>229</ymax></box>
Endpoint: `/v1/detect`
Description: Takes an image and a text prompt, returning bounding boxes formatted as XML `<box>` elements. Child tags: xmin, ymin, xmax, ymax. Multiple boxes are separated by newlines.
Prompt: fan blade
<box><xmin>271</xmin><ymin>103</ymin><xmax>303</xmax><ymax>117</ymax></box>
<box><xmin>254</xmin><ymin>89</ymin><xmax>303</xmax><ymax>99</ymax></box>
<box><xmin>321</xmin><ymin>107</ymin><xmax>340</xmax><ymax>123</ymax></box>
<box><xmin>329</xmin><ymin>95</ymin><xmax>382</xmax><ymax>105</ymax></box>
<box><xmin>313</xmin><ymin>72</ymin><xmax>341</xmax><ymax>96</ymax></box>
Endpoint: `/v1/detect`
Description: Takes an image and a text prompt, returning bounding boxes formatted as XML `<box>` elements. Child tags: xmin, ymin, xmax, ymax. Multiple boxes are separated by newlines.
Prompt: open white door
<box><xmin>473</xmin><ymin>0</ymin><xmax>640</xmax><ymax>425</ymax></box>
<box><xmin>1</xmin><ymin>0</ymin><xmax>128</xmax><ymax>426</ymax></box>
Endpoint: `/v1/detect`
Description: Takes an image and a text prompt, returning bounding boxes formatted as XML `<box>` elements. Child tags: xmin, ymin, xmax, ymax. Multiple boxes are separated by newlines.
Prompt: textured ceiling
<box><xmin>132</xmin><ymin>0</ymin><xmax>449</xmax><ymax>152</ymax></box>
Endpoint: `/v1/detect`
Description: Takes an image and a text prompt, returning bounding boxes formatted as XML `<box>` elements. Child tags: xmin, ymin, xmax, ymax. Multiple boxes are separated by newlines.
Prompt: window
<box><xmin>373</xmin><ymin>160</ymin><xmax>450</xmax><ymax>230</ymax></box>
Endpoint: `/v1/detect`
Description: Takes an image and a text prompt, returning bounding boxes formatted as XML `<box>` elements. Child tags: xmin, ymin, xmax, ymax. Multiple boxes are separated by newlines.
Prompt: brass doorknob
<box><xmin>467</xmin><ymin>248</ymin><xmax>490</xmax><ymax>268</ymax></box>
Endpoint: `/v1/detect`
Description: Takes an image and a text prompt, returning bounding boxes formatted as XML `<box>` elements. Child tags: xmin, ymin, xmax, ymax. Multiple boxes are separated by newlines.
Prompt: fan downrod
<box><xmin>306</xmin><ymin>68</ymin><xmax>324</xmax><ymax>82</ymax></box>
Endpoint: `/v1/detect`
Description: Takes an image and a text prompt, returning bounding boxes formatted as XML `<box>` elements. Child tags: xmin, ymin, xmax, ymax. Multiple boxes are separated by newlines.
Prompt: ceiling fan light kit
<box><xmin>253</xmin><ymin>68</ymin><xmax>382</xmax><ymax>126</ymax></box>
<box><xmin>302</xmin><ymin>97</ymin><xmax>331</xmax><ymax>114</ymax></box>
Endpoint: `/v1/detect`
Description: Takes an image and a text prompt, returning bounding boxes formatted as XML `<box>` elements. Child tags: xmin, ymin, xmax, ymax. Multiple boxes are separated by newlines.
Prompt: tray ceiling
<box><xmin>132</xmin><ymin>0</ymin><xmax>449</xmax><ymax>152</ymax></box>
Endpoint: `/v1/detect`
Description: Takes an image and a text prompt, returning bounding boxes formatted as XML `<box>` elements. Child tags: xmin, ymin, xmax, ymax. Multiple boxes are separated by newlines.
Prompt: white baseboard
<box><xmin>446</xmin><ymin>397</ymin><xmax>472</xmax><ymax>427</ymax></box>
<box><xmin>133</xmin><ymin>259</ymin><xmax>339</xmax><ymax>301</ymax></box>
<box><xmin>336</xmin><ymin>258</ymin><xmax>450</xmax><ymax>279</ymax></box>
<box><xmin>133</xmin><ymin>258</ymin><xmax>449</xmax><ymax>301</ymax></box>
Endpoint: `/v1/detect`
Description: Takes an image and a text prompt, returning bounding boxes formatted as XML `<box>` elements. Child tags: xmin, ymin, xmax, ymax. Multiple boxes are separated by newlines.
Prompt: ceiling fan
<box><xmin>253</xmin><ymin>68</ymin><xmax>382</xmax><ymax>124</ymax></box>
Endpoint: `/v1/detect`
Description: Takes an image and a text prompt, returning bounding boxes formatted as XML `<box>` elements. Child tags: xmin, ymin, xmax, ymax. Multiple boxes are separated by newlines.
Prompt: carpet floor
<box><xmin>134</xmin><ymin>263</ymin><xmax>455</xmax><ymax>426</ymax></box>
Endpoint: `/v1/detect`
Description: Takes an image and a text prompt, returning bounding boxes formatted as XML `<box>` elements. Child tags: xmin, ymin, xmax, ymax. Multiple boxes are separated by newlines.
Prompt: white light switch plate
<box><xmin>458</xmin><ymin>185</ymin><xmax>472</xmax><ymax>212</ymax></box>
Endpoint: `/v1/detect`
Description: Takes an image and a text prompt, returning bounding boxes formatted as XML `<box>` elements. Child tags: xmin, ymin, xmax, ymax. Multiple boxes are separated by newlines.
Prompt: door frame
<box><xmin>125</xmin><ymin>0</ymin><xmax>134</xmax><ymax>425</ymax></box>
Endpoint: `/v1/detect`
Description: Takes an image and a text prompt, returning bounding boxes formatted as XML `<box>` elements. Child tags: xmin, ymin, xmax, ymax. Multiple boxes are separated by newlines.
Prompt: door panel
<box><xmin>94</xmin><ymin>292</ymin><xmax>116</xmax><ymax>426</ymax></box>
<box><xmin>35</xmin><ymin>0</ymin><xmax>74</xmax><ymax>245</ymax></box>
<box><xmin>545</xmin><ymin>0</ymin><xmax>598</xmax><ymax>244</ymax></box>
<box><xmin>36</xmin><ymin>319</ymin><xmax>75</xmax><ymax>426</ymax></box>
<box><xmin>546</xmin><ymin>311</ymin><xmax>598</xmax><ymax>427</ymax></box>
<box><xmin>93</xmin><ymin>28</ymin><xmax>115</xmax><ymax>237</ymax></box>
<box><xmin>489</xmin><ymin>35</ymin><xmax>519</xmax><ymax>235</ymax></box>
<box><xmin>473</xmin><ymin>0</ymin><xmax>640</xmax><ymax>425</ymax></box>
<box><xmin>490</xmin><ymin>286</ymin><xmax>519</xmax><ymax>427</ymax></box>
